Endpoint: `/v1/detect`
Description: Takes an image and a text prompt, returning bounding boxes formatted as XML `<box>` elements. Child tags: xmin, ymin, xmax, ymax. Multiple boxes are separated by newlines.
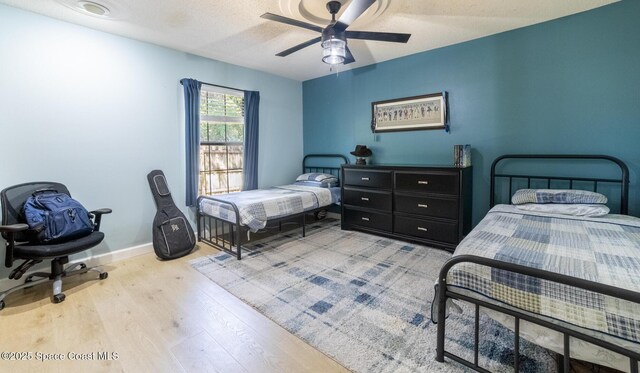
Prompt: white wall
<box><xmin>0</xmin><ymin>4</ymin><xmax>303</xmax><ymax>277</ymax></box>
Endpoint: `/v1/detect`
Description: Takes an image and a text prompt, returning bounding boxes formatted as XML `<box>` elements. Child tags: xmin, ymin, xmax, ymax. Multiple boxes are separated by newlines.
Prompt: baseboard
<box><xmin>79</xmin><ymin>242</ymin><xmax>154</xmax><ymax>267</ymax></box>
<box><xmin>327</xmin><ymin>212</ymin><xmax>341</xmax><ymax>219</ymax></box>
<box><xmin>0</xmin><ymin>242</ymin><xmax>153</xmax><ymax>290</ymax></box>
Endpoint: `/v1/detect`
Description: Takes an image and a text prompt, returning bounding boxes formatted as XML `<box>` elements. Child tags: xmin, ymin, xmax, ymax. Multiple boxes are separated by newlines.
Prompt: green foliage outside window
<box><xmin>199</xmin><ymin>92</ymin><xmax>244</xmax><ymax>143</ymax></box>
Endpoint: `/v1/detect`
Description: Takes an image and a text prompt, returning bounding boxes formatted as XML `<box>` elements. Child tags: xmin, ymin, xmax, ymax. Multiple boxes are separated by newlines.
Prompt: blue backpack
<box><xmin>23</xmin><ymin>190</ymin><xmax>94</xmax><ymax>243</ymax></box>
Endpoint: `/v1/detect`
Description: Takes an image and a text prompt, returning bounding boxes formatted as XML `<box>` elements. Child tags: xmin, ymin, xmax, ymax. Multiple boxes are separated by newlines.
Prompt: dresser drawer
<box><xmin>394</xmin><ymin>215</ymin><xmax>458</xmax><ymax>244</ymax></box>
<box><xmin>343</xmin><ymin>169</ymin><xmax>392</xmax><ymax>189</ymax></box>
<box><xmin>395</xmin><ymin>171</ymin><xmax>459</xmax><ymax>195</ymax></box>
<box><xmin>344</xmin><ymin>208</ymin><xmax>392</xmax><ymax>232</ymax></box>
<box><xmin>343</xmin><ymin>188</ymin><xmax>392</xmax><ymax>211</ymax></box>
<box><xmin>395</xmin><ymin>194</ymin><xmax>458</xmax><ymax>219</ymax></box>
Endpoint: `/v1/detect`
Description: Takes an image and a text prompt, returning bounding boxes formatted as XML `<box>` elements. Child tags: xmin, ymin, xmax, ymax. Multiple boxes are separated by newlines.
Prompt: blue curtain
<box><xmin>243</xmin><ymin>91</ymin><xmax>260</xmax><ymax>190</ymax></box>
<box><xmin>181</xmin><ymin>78</ymin><xmax>202</xmax><ymax>206</ymax></box>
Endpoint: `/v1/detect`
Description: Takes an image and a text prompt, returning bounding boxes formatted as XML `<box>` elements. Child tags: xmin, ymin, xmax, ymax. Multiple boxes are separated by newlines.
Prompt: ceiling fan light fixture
<box><xmin>321</xmin><ymin>38</ymin><xmax>346</xmax><ymax>65</ymax></box>
<box><xmin>263</xmin><ymin>0</ymin><xmax>410</xmax><ymax>67</ymax></box>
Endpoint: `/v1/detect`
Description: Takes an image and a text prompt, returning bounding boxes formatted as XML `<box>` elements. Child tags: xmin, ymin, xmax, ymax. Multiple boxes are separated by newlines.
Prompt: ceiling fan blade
<box><xmin>343</xmin><ymin>46</ymin><xmax>356</xmax><ymax>65</ymax></box>
<box><xmin>346</xmin><ymin>31</ymin><xmax>411</xmax><ymax>43</ymax></box>
<box><xmin>261</xmin><ymin>13</ymin><xmax>323</xmax><ymax>33</ymax></box>
<box><xmin>333</xmin><ymin>0</ymin><xmax>376</xmax><ymax>32</ymax></box>
<box><xmin>275</xmin><ymin>36</ymin><xmax>322</xmax><ymax>57</ymax></box>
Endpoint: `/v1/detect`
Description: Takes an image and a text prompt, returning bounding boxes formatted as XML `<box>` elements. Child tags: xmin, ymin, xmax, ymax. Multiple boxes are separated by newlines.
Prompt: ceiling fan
<box><xmin>261</xmin><ymin>0</ymin><xmax>411</xmax><ymax>65</ymax></box>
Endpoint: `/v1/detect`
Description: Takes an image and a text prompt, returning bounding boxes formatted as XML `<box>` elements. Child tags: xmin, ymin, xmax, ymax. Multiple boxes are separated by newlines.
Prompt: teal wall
<box><xmin>303</xmin><ymin>0</ymin><xmax>640</xmax><ymax>224</ymax></box>
<box><xmin>0</xmin><ymin>4</ymin><xmax>302</xmax><ymax>276</ymax></box>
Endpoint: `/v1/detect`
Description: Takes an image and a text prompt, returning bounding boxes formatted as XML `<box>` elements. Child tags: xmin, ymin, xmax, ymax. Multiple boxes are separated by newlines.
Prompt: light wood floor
<box><xmin>0</xmin><ymin>244</ymin><xmax>350</xmax><ymax>373</ymax></box>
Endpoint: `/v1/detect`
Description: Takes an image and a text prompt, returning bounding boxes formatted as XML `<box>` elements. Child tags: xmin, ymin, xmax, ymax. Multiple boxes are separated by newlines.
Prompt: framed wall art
<box><xmin>371</xmin><ymin>92</ymin><xmax>449</xmax><ymax>133</ymax></box>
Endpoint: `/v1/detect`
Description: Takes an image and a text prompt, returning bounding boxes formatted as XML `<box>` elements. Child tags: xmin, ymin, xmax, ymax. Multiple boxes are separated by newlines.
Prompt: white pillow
<box><xmin>515</xmin><ymin>203</ymin><xmax>610</xmax><ymax>217</ymax></box>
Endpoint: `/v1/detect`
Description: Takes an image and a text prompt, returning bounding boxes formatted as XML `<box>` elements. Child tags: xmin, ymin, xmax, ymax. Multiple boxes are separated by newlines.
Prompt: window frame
<box><xmin>199</xmin><ymin>85</ymin><xmax>245</xmax><ymax>195</ymax></box>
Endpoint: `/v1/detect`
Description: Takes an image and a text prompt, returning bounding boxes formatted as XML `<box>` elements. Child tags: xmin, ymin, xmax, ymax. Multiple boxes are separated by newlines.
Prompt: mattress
<box><xmin>433</xmin><ymin>204</ymin><xmax>640</xmax><ymax>370</ymax></box>
<box><xmin>198</xmin><ymin>184</ymin><xmax>338</xmax><ymax>231</ymax></box>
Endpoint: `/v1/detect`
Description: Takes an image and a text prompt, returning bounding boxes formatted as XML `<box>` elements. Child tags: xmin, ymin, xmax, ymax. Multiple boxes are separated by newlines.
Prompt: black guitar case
<box><xmin>147</xmin><ymin>170</ymin><xmax>195</xmax><ymax>260</ymax></box>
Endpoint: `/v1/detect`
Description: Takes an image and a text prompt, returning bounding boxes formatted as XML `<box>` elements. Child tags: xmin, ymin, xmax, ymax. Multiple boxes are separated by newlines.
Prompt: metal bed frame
<box><xmin>436</xmin><ymin>154</ymin><xmax>637</xmax><ymax>372</ymax></box>
<box><xmin>196</xmin><ymin>154</ymin><xmax>349</xmax><ymax>260</ymax></box>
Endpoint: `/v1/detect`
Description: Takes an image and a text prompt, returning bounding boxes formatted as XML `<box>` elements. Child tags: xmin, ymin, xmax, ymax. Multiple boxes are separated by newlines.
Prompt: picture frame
<box><xmin>371</xmin><ymin>92</ymin><xmax>448</xmax><ymax>133</ymax></box>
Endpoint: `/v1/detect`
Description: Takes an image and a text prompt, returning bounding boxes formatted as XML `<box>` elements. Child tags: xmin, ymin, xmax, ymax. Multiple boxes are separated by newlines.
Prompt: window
<box><xmin>199</xmin><ymin>86</ymin><xmax>244</xmax><ymax>195</ymax></box>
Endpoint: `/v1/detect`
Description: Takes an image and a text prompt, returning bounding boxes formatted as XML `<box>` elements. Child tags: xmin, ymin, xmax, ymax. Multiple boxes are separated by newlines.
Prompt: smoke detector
<box><xmin>78</xmin><ymin>1</ymin><xmax>110</xmax><ymax>16</ymax></box>
<box><xmin>57</xmin><ymin>0</ymin><xmax>124</xmax><ymax>19</ymax></box>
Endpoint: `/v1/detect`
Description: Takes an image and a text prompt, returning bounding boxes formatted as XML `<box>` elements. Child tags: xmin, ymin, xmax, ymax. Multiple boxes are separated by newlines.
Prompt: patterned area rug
<box><xmin>190</xmin><ymin>218</ymin><xmax>556</xmax><ymax>372</ymax></box>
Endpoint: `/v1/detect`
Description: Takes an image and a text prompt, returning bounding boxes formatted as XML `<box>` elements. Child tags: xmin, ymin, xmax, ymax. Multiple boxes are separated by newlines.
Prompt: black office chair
<box><xmin>0</xmin><ymin>182</ymin><xmax>111</xmax><ymax>310</ymax></box>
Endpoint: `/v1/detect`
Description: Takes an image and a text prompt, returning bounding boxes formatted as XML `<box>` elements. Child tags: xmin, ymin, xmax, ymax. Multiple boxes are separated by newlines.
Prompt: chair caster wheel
<box><xmin>79</xmin><ymin>263</ymin><xmax>87</xmax><ymax>269</ymax></box>
<box><xmin>0</xmin><ymin>300</ymin><xmax>5</xmax><ymax>311</ymax></box>
<box><xmin>52</xmin><ymin>293</ymin><xmax>66</xmax><ymax>304</ymax></box>
<box><xmin>99</xmin><ymin>272</ymin><xmax>108</xmax><ymax>280</ymax></box>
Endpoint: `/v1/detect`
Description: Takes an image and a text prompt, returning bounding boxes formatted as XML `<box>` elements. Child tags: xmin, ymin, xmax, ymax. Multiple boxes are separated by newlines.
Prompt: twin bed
<box><xmin>196</xmin><ymin>154</ymin><xmax>347</xmax><ymax>259</ymax></box>
<box><xmin>434</xmin><ymin>155</ymin><xmax>640</xmax><ymax>372</ymax></box>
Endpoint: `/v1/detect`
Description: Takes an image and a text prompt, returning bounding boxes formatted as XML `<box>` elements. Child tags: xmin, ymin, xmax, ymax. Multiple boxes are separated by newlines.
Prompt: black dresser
<box><xmin>341</xmin><ymin>164</ymin><xmax>472</xmax><ymax>252</ymax></box>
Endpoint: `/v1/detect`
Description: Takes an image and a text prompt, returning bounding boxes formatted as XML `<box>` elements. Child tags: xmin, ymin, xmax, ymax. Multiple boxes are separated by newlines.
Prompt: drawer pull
<box><xmin>361</xmin><ymin>197</ymin><xmax>370</xmax><ymax>201</ymax></box>
<box><xmin>361</xmin><ymin>217</ymin><xmax>370</xmax><ymax>222</ymax></box>
<box><xmin>361</xmin><ymin>177</ymin><xmax>370</xmax><ymax>181</ymax></box>
<box><xmin>417</xmin><ymin>204</ymin><xmax>428</xmax><ymax>208</ymax></box>
<box><xmin>418</xmin><ymin>180</ymin><xmax>429</xmax><ymax>185</ymax></box>
<box><xmin>417</xmin><ymin>227</ymin><xmax>428</xmax><ymax>232</ymax></box>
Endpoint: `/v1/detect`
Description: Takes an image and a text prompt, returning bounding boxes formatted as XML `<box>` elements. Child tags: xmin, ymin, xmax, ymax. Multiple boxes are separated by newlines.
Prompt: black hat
<box><xmin>350</xmin><ymin>145</ymin><xmax>372</xmax><ymax>157</ymax></box>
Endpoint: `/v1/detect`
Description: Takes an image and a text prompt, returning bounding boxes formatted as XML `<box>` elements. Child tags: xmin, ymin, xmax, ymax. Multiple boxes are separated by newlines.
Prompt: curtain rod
<box><xmin>180</xmin><ymin>79</ymin><xmax>244</xmax><ymax>93</ymax></box>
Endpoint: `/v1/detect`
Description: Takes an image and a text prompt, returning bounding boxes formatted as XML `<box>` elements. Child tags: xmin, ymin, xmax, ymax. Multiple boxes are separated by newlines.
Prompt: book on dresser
<box><xmin>340</xmin><ymin>164</ymin><xmax>472</xmax><ymax>251</ymax></box>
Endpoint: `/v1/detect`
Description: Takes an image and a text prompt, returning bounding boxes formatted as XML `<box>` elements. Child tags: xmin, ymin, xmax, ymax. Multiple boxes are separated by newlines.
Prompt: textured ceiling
<box><xmin>0</xmin><ymin>0</ymin><xmax>619</xmax><ymax>81</ymax></box>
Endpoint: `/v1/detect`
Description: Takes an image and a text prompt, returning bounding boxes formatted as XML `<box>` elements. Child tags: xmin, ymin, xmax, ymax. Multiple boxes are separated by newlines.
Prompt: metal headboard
<box><xmin>302</xmin><ymin>154</ymin><xmax>349</xmax><ymax>180</ymax></box>
<box><xmin>490</xmin><ymin>154</ymin><xmax>630</xmax><ymax>214</ymax></box>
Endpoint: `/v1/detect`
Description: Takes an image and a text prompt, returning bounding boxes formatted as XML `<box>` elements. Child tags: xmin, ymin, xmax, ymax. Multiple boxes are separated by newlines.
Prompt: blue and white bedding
<box><xmin>199</xmin><ymin>184</ymin><xmax>338</xmax><ymax>232</ymax></box>
<box><xmin>435</xmin><ymin>204</ymin><xmax>640</xmax><ymax>344</ymax></box>
<box><xmin>512</xmin><ymin>189</ymin><xmax>609</xmax><ymax>205</ymax></box>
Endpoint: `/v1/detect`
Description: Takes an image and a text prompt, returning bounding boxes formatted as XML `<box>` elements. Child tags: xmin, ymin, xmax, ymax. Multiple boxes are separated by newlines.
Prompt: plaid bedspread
<box><xmin>198</xmin><ymin>185</ymin><xmax>334</xmax><ymax>231</ymax></box>
<box><xmin>441</xmin><ymin>204</ymin><xmax>640</xmax><ymax>343</ymax></box>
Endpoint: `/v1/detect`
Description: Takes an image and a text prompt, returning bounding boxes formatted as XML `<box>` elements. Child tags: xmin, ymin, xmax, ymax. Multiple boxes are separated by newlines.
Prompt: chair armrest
<box><xmin>0</xmin><ymin>225</ymin><xmax>27</xmax><ymax>267</ymax></box>
<box><xmin>0</xmin><ymin>223</ymin><xmax>29</xmax><ymax>233</ymax></box>
<box><xmin>89</xmin><ymin>208</ymin><xmax>112</xmax><ymax>232</ymax></box>
<box><xmin>90</xmin><ymin>208</ymin><xmax>112</xmax><ymax>215</ymax></box>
